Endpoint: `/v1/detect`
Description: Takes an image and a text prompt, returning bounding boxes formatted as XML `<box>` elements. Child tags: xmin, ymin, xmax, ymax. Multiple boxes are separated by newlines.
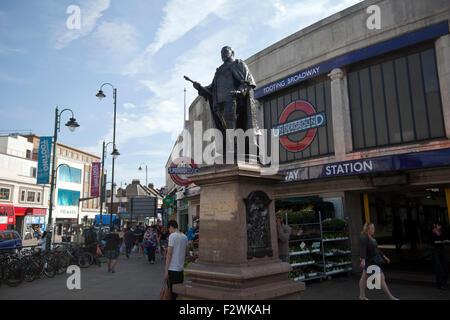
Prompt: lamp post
<box><xmin>46</xmin><ymin>107</ymin><xmax>80</xmax><ymax>251</ymax></box>
<box><xmin>138</xmin><ymin>163</ymin><xmax>148</xmax><ymax>187</ymax></box>
<box><xmin>98</xmin><ymin>141</ymin><xmax>119</xmax><ymax>240</ymax></box>
<box><xmin>96</xmin><ymin>83</ymin><xmax>119</xmax><ymax>229</ymax></box>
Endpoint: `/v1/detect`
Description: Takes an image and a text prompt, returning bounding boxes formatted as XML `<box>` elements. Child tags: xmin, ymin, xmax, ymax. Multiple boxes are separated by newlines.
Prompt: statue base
<box><xmin>173</xmin><ymin>163</ymin><xmax>305</xmax><ymax>300</ymax></box>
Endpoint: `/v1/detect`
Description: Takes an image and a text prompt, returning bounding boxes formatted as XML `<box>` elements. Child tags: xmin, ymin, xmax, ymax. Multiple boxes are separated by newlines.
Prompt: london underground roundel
<box><xmin>168</xmin><ymin>157</ymin><xmax>199</xmax><ymax>186</ymax></box>
<box><xmin>272</xmin><ymin>100</ymin><xmax>326</xmax><ymax>152</ymax></box>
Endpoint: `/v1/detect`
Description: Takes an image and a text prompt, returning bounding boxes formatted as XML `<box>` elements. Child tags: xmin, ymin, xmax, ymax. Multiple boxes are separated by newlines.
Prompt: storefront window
<box><xmin>59</xmin><ymin>165</ymin><xmax>82</xmax><ymax>184</ymax></box>
<box><xmin>348</xmin><ymin>45</ymin><xmax>444</xmax><ymax>150</ymax></box>
<box><xmin>57</xmin><ymin>189</ymin><xmax>80</xmax><ymax>206</ymax></box>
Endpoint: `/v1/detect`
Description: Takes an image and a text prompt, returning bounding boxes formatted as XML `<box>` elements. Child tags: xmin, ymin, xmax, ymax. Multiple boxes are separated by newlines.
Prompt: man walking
<box><xmin>124</xmin><ymin>227</ymin><xmax>135</xmax><ymax>259</ymax></box>
<box><xmin>134</xmin><ymin>224</ymin><xmax>145</xmax><ymax>257</ymax></box>
<box><xmin>104</xmin><ymin>227</ymin><xmax>120</xmax><ymax>273</ymax></box>
<box><xmin>164</xmin><ymin>220</ymin><xmax>189</xmax><ymax>300</ymax></box>
<box><xmin>84</xmin><ymin>226</ymin><xmax>100</xmax><ymax>266</ymax></box>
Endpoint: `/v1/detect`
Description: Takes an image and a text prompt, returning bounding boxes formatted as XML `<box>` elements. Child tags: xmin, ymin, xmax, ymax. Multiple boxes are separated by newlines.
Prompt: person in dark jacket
<box><xmin>85</xmin><ymin>226</ymin><xmax>100</xmax><ymax>266</ymax></box>
<box><xmin>276</xmin><ymin>212</ymin><xmax>291</xmax><ymax>263</ymax></box>
<box><xmin>124</xmin><ymin>228</ymin><xmax>136</xmax><ymax>259</ymax></box>
<box><xmin>430</xmin><ymin>222</ymin><xmax>449</xmax><ymax>290</ymax></box>
<box><xmin>104</xmin><ymin>227</ymin><xmax>121</xmax><ymax>273</ymax></box>
<box><xmin>359</xmin><ymin>222</ymin><xmax>398</xmax><ymax>300</ymax></box>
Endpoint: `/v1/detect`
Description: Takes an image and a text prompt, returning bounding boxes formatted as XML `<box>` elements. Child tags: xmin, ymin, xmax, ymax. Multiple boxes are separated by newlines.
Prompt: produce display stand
<box><xmin>280</xmin><ymin>206</ymin><xmax>352</xmax><ymax>282</ymax></box>
<box><xmin>316</xmin><ymin>217</ymin><xmax>353</xmax><ymax>278</ymax></box>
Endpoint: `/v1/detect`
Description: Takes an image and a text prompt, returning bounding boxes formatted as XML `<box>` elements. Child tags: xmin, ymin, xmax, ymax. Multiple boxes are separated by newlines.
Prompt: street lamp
<box><xmin>46</xmin><ymin>107</ymin><xmax>80</xmax><ymax>250</ymax></box>
<box><xmin>98</xmin><ymin>141</ymin><xmax>120</xmax><ymax>240</ymax></box>
<box><xmin>138</xmin><ymin>163</ymin><xmax>148</xmax><ymax>187</ymax></box>
<box><xmin>96</xmin><ymin>82</ymin><xmax>118</xmax><ymax>229</ymax></box>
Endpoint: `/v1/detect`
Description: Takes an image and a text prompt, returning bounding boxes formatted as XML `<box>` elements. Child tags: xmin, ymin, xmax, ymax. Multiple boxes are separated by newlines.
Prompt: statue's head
<box><xmin>221</xmin><ymin>46</ymin><xmax>235</xmax><ymax>62</ymax></box>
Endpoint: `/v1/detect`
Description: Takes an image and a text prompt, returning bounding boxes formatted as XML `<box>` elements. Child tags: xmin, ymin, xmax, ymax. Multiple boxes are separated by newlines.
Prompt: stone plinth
<box><xmin>173</xmin><ymin>163</ymin><xmax>305</xmax><ymax>300</ymax></box>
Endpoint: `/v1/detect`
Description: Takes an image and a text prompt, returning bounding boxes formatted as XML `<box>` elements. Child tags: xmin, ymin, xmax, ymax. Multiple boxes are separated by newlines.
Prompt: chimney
<box><xmin>132</xmin><ymin>179</ymin><xmax>140</xmax><ymax>185</ymax></box>
<box><xmin>148</xmin><ymin>183</ymin><xmax>154</xmax><ymax>190</ymax></box>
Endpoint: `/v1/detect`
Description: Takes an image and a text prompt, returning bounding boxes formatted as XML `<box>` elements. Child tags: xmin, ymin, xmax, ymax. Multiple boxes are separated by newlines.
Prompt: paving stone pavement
<box><xmin>2</xmin><ymin>253</ymin><xmax>449</xmax><ymax>300</ymax></box>
<box><xmin>1</xmin><ymin>252</ymin><xmax>166</xmax><ymax>300</ymax></box>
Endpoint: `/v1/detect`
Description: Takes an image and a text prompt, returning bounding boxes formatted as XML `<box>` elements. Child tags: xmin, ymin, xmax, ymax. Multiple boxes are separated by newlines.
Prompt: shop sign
<box><xmin>283</xmin><ymin>148</ymin><xmax>450</xmax><ymax>183</ymax></box>
<box><xmin>273</xmin><ymin>100</ymin><xmax>326</xmax><ymax>152</ymax></box>
<box><xmin>37</xmin><ymin>136</ymin><xmax>52</xmax><ymax>184</ymax></box>
<box><xmin>168</xmin><ymin>157</ymin><xmax>199</xmax><ymax>186</ymax></box>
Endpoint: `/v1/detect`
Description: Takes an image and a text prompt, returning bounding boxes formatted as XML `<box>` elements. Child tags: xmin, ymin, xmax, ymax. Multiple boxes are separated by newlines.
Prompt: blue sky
<box><xmin>0</xmin><ymin>0</ymin><xmax>362</xmax><ymax>189</ymax></box>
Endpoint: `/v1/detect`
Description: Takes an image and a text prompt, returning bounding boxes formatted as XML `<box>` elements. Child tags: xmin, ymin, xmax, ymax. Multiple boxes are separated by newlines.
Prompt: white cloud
<box><xmin>55</xmin><ymin>0</ymin><xmax>110</xmax><ymax>50</ymax></box>
<box><xmin>123</xmin><ymin>0</ymin><xmax>227</xmax><ymax>76</ymax></box>
<box><xmin>123</xmin><ymin>103</ymin><xmax>136</xmax><ymax>109</ymax></box>
<box><xmin>265</xmin><ymin>0</ymin><xmax>363</xmax><ymax>29</ymax></box>
<box><xmin>0</xmin><ymin>43</ymin><xmax>26</xmax><ymax>55</ymax></box>
<box><xmin>92</xmin><ymin>20</ymin><xmax>139</xmax><ymax>58</ymax></box>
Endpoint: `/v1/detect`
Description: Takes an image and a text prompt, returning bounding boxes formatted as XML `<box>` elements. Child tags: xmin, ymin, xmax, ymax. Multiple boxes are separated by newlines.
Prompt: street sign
<box><xmin>130</xmin><ymin>197</ymin><xmax>157</xmax><ymax>218</ymax></box>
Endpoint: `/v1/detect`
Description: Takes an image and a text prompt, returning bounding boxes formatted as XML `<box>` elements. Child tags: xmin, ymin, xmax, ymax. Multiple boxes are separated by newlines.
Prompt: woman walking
<box><xmin>359</xmin><ymin>222</ymin><xmax>399</xmax><ymax>300</ymax></box>
<box><xmin>430</xmin><ymin>222</ymin><xmax>449</xmax><ymax>290</ymax></box>
<box><xmin>144</xmin><ymin>226</ymin><xmax>158</xmax><ymax>264</ymax></box>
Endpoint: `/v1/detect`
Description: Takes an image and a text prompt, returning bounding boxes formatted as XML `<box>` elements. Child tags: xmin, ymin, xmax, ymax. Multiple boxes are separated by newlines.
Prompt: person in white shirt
<box><xmin>164</xmin><ymin>220</ymin><xmax>189</xmax><ymax>300</ymax></box>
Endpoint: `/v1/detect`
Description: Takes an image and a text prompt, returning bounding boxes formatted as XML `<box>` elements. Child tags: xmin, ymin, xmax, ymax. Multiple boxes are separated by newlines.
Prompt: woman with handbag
<box><xmin>359</xmin><ymin>222</ymin><xmax>399</xmax><ymax>300</ymax></box>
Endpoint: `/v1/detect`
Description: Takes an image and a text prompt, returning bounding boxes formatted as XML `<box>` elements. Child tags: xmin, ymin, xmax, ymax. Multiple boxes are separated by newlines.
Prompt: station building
<box><xmin>169</xmin><ymin>0</ymin><xmax>450</xmax><ymax>271</ymax></box>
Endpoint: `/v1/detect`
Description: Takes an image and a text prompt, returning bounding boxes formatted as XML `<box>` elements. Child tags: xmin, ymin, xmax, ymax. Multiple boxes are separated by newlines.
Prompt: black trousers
<box><xmin>432</xmin><ymin>248</ymin><xmax>448</xmax><ymax>287</ymax></box>
<box><xmin>147</xmin><ymin>246</ymin><xmax>156</xmax><ymax>262</ymax></box>
<box><xmin>125</xmin><ymin>242</ymin><xmax>133</xmax><ymax>256</ymax></box>
<box><xmin>168</xmin><ymin>270</ymin><xmax>184</xmax><ymax>300</ymax></box>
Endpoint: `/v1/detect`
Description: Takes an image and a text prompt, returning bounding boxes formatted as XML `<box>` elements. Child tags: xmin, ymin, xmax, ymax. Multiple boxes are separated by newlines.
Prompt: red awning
<box><xmin>14</xmin><ymin>207</ymin><xmax>47</xmax><ymax>216</ymax></box>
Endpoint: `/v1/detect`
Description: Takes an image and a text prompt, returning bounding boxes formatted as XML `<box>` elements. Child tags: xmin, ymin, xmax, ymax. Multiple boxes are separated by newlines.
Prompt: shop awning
<box><xmin>14</xmin><ymin>207</ymin><xmax>47</xmax><ymax>216</ymax></box>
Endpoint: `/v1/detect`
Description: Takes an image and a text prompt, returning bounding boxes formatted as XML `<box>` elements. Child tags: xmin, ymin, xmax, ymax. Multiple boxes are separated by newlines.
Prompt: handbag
<box><xmin>371</xmin><ymin>249</ymin><xmax>386</xmax><ymax>266</ymax></box>
<box><xmin>160</xmin><ymin>280</ymin><xmax>172</xmax><ymax>300</ymax></box>
<box><xmin>144</xmin><ymin>241</ymin><xmax>152</xmax><ymax>249</ymax></box>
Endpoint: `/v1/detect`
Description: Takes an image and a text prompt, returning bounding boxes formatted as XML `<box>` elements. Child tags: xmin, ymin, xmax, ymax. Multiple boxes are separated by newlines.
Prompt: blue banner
<box><xmin>37</xmin><ymin>136</ymin><xmax>52</xmax><ymax>184</ymax></box>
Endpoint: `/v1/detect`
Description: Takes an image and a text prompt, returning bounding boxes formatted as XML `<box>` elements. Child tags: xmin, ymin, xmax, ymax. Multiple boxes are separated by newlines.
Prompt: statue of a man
<box><xmin>187</xmin><ymin>46</ymin><xmax>260</xmax><ymax>136</ymax></box>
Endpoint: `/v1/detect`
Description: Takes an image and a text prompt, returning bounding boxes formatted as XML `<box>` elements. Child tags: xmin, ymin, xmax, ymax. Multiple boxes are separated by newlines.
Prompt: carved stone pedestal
<box><xmin>173</xmin><ymin>163</ymin><xmax>305</xmax><ymax>300</ymax></box>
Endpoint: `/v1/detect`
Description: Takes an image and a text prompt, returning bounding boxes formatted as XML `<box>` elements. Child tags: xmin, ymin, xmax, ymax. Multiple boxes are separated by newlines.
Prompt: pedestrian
<box><xmin>429</xmin><ymin>221</ymin><xmax>449</xmax><ymax>290</ymax></box>
<box><xmin>85</xmin><ymin>226</ymin><xmax>100</xmax><ymax>266</ymax></box>
<box><xmin>144</xmin><ymin>225</ymin><xmax>159</xmax><ymax>264</ymax></box>
<box><xmin>276</xmin><ymin>212</ymin><xmax>291</xmax><ymax>263</ymax></box>
<box><xmin>124</xmin><ymin>227</ymin><xmax>136</xmax><ymax>259</ymax></box>
<box><xmin>104</xmin><ymin>227</ymin><xmax>120</xmax><ymax>273</ymax></box>
<box><xmin>134</xmin><ymin>224</ymin><xmax>145</xmax><ymax>257</ymax></box>
<box><xmin>164</xmin><ymin>220</ymin><xmax>189</xmax><ymax>300</ymax></box>
<box><xmin>359</xmin><ymin>222</ymin><xmax>398</xmax><ymax>300</ymax></box>
<box><xmin>38</xmin><ymin>232</ymin><xmax>47</xmax><ymax>251</ymax></box>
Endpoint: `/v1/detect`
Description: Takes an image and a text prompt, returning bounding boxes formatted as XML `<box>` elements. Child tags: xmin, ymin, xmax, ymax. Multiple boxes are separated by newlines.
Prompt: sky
<box><xmin>0</xmin><ymin>0</ymin><xmax>363</xmax><ymax>189</ymax></box>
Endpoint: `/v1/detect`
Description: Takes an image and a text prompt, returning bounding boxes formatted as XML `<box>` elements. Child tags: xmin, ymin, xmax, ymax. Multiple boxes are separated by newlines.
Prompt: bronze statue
<box><xmin>184</xmin><ymin>46</ymin><xmax>260</xmax><ymax>135</ymax></box>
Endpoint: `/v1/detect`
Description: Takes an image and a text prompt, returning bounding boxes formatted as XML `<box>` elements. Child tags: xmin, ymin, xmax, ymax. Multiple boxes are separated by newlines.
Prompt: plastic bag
<box><xmin>132</xmin><ymin>245</ymin><xmax>138</xmax><ymax>253</ymax></box>
<box><xmin>120</xmin><ymin>243</ymin><xmax>126</xmax><ymax>254</ymax></box>
<box><xmin>144</xmin><ymin>248</ymin><xmax>148</xmax><ymax>255</ymax></box>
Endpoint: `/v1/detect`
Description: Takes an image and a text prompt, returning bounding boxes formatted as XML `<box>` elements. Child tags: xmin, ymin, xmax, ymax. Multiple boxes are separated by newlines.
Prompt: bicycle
<box><xmin>0</xmin><ymin>250</ymin><xmax>23</xmax><ymax>287</ymax></box>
